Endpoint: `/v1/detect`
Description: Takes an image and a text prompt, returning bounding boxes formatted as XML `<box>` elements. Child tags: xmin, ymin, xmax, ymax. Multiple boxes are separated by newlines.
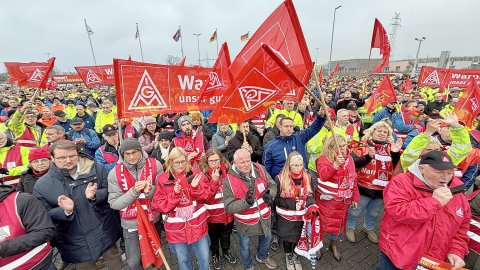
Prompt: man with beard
<box><xmin>425</xmin><ymin>93</ymin><xmax>447</xmax><ymax>116</ymax></box>
<box><xmin>226</xmin><ymin>121</ymin><xmax>263</xmax><ymax>163</ymax></box>
<box><xmin>172</xmin><ymin>115</ymin><xmax>209</xmax><ymax>169</ymax></box>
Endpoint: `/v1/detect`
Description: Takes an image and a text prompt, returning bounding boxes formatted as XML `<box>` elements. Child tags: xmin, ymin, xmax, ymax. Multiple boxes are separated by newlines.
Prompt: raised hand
<box><xmin>390</xmin><ymin>138</ymin><xmax>403</xmax><ymax>153</ymax></box>
<box><xmin>85</xmin><ymin>182</ymin><xmax>97</xmax><ymax>200</ymax></box>
<box><xmin>441</xmin><ymin>112</ymin><xmax>461</xmax><ymax>128</ymax></box>
<box><xmin>190</xmin><ymin>174</ymin><xmax>202</xmax><ymax>188</ymax></box>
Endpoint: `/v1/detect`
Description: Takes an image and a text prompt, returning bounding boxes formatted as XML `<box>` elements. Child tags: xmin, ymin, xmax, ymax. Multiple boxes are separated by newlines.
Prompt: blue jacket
<box><xmin>95</xmin><ymin>143</ymin><xmax>119</xmax><ymax>173</ymax></box>
<box><xmin>33</xmin><ymin>156</ymin><xmax>121</xmax><ymax>264</ymax></box>
<box><xmin>372</xmin><ymin>107</ymin><xmax>394</xmax><ymax>124</ymax></box>
<box><xmin>68</xmin><ymin>128</ymin><xmax>101</xmax><ymax>157</ymax></box>
<box><xmin>263</xmin><ymin>116</ymin><xmax>326</xmax><ymax>178</ymax></box>
<box><xmin>54</xmin><ymin>120</ymin><xmax>72</xmax><ymax>133</ymax></box>
<box><xmin>77</xmin><ymin>114</ymin><xmax>95</xmax><ymax>130</ymax></box>
<box><xmin>391</xmin><ymin>113</ymin><xmax>415</xmax><ymax>133</ymax></box>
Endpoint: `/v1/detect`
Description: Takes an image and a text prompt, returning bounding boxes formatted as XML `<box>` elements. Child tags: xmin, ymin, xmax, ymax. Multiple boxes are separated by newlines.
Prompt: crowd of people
<box><xmin>0</xmin><ymin>73</ymin><xmax>479</xmax><ymax>270</ymax></box>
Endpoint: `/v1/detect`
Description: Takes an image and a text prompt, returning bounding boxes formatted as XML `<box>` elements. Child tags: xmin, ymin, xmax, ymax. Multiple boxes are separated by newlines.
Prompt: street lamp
<box><xmin>193</xmin><ymin>33</ymin><xmax>202</xmax><ymax>66</ymax></box>
<box><xmin>328</xmin><ymin>5</ymin><xmax>342</xmax><ymax>74</ymax></box>
<box><xmin>410</xmin><ymin>37</ymin><xmax>426</xmax><ymax>78</ymax></box>
<box><xmin>315</xmin><ymin>47</ymin><xmax>319</xmax><ymax>65</ymax></box>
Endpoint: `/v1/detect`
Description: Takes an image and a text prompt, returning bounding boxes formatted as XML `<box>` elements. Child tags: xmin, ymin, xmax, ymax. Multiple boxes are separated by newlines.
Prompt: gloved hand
<box><xmin>0</xmin><ymin>168</ymin><xmax>9</xmax><ymax>175</ymax></box>
<box><xmin>262</xmin><ymin>190</ymin><xmax>272</xmax><ymax>206</ymax></box>
<box><xmin>245</xmin><ymin>186</ymin><xmax>255</xmax><ymax>206</ymax></box>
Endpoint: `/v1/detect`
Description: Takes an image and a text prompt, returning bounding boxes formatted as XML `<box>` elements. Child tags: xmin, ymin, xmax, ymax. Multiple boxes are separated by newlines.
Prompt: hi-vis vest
<box><xmin>15</xmin><ymin>127</ymin><xmax>39</xmax><ymax>148</ymax></box>
<box><xmin>229</xmin><ymin>164</ymin><xmax>271</xmax><ymax>225</ymax></box>
<box><xmin>204</xmin><ymin>183</ymin><xmax>233</xmax><ymax>224</ymax></box>
<box><xmin>0</xmin><ymin>145</ymin><xmax>23</xmax><ymax>187</ymax></box>
<box><xmin>0</xmin><ymin>192</ymin><xmax>51</xmax><ymax>270</ymax></box>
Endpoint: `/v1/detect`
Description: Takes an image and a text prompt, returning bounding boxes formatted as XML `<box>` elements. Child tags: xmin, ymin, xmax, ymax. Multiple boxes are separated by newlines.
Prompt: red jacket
<box><xmin>379</xmin><ymin>172</ymin><xmax>471</xmax><ymax>269</ymax></box>
<box><xmin>203</xmin><ymin>172</ymin><xmax>234</xmax><ymax>224</ymax></box>
<box><xmin>152</xmin><ymin>170</ymin><xmax>217</xmax><ymax>244</ymax></box>
<box><xmin>315</xmin><ymin>155</ymin><xmax>359</xmax><ymax>235</ymax></box>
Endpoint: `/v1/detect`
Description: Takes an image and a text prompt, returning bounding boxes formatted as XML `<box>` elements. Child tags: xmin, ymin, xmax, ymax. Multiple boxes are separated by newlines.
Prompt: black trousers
<box><xmin>208</xmin><ymin>221</ymin><xmax>234</xmax><ymax>256</ymax></box>
<box><xmin>283</xmin><ymin>241</ymin><xmax>296</xmax><ymax>253</ymax></box>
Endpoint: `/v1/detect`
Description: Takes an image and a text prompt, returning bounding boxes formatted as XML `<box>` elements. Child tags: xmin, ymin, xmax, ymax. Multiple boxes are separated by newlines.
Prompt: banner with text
<box><xmin>75</xmin><ymin>65</ymin><xmax>115</xmax><ymax>87</ymax></box>
<box><xmin>418</xmin><ymin>66</ymin><xmax>480</xmax><ymax>88</ymax></box>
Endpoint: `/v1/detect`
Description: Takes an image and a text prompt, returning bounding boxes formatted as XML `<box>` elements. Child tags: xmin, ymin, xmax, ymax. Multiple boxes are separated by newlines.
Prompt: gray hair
<box><xmin>46</xmin><ymin>125</ymin><xmax>65</xmax><ymax>135</ymax></box>
<box><xmin>233</xmin><ymin>148</ymin><xmax>250</xmax><ymax>161</ymax></box>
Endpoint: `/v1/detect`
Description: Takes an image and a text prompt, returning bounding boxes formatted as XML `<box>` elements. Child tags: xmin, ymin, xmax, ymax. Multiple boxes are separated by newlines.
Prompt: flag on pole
<box><xmin>329</xmin><ymin>63</ymin><xmax>340</xmax><ymax>77</ymax></box>
<box><xmin>208</xmin><ymin>44</ymin><xmax>304</xmax><ymax>124</ymax></box>
<box><xmin>210</xmin><ymin>30</ymin><xmax>217</xmax><ymax>42</ymax></box>
<box><xmin>85</xmin><ymin>22</ymin><xmax>94</xmax><ymax>35</ymax></box>
<box><xmin>364</xmin><ymin>75</ymin><xmax>397</xmax><ymax>114</ymax></box>
<box><xmin>135</xmin><ymin>25</ymin><xmax>140</xmax><ymax>39</ymax></box>
<box><xmin>4</xmin><ymin>57</ymin><xmax>56</xmax><ymax>89</ymax></box>
<box><xmin>229</xmin><ymin>0</ymin><xmax>313</xmax><ymax>102</ymax></box>
<box><xmin>47</xmin><ymin>77</ymin><xmax>58</xmax><ymax>90</ymax></box>
<box><xmin>370</xmin><ymin>18</ymin><xmax>391</xmax><ymax>74</ymax></box>
<box><xmin>403</xmin><ymin>76</ymin><xmax>413</xmax><ymax>93</ymax></box>
<box><xmin>454</xmin><ymin>77</ymin><xmax>480</xmax><ymax>128</ymax></box>
<box><xmin>240</xmin><ymin>32</ymin><xmax>249</xmax><ymax>42</ymax></box>
<box><xmin>173</xmin><ymin>28</ymin><xmax>181</xmax><ymax>42</ymax></box>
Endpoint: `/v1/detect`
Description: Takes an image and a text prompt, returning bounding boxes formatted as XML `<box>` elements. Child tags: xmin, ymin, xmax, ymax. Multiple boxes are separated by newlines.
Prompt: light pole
<box><xmin>410</xmin><ymin>37</ymin><xmax>426</xmax><ymax>78</ymax></box>
<box><xmin>328</xmin><ymin>5</ymin><xmax>342</xmax><ymax>74</ymax></box>
<box><xmin>315</xmin><ymin>47</ymin><xmax>319</xmax><ymax>65</ymax></box>
<box><xmin>193</xmin><ymin>33</ymin><xmax>201</xmax><ymax>66</ymax></box>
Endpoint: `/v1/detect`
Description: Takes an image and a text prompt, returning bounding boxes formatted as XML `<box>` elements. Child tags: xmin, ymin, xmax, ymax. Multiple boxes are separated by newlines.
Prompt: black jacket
<box><xmin>33</xmin><ymin>156</ymin><xmax>122</xmax><ymax>264</ymax></box>
<box><xmin>17</xmin><ymin>168</ymin><xmax>41</xmax><ymax>194</ymax></box>
<box><xmin>226</xmin><ymin>131</ymin><xmax>263</xmax><ymax>163</ymax></box>
<box><xmin>0</xmin><ymin>185</ymin><xmax>55</xmax><ymax>270</ymax></box>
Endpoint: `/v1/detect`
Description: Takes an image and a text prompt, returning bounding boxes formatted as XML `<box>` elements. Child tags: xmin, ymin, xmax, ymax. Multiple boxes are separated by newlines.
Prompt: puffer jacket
<box><xmin>32</xmin><ymin>155</ymin><xmax>122</xmax><ymax>264</ymax></box>
<box><xmin>211</xmin><ymin>129</ymin><xmax>234</xmax><ymax>155</ymax></box>
<box><xmin>379</xmin><ymin>160</ymin><xmax>471</xmax><ymax>269</ymax></box>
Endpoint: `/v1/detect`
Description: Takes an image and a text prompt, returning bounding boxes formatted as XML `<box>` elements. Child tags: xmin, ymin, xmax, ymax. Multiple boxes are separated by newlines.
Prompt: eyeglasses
<box><xmin>53</xmin><ymin>155</ymin><xmax>78</xmax><ymax>162</ymax></box>
<box><xmin>31</xmin><ymin>159</ymin><xmax>50</xmax><ymax>165</ymax></box>
<box><xmin>290</xmin><ymin>163</ymin><xmax>303</xmax><ymax>168</ymax></box>
<box><xmin>173</xmin><ymin>160</ymin><xmax>187</xmax><ymax>166</ymax></box>
<box><xmin>208</xmin><ymin>159</ymin><xmax>220</xmax><ymax>164</ymax></box>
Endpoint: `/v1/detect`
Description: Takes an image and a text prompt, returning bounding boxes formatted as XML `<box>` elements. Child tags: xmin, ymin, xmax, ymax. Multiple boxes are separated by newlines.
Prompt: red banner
<box><xmin>47</xmin><ymin>77</ymin><xmax>58</xmax><ymax>90</ymax></box>
<box><xmin>209</xmin><ymin>44</ymin><xmax>304</xmax><ymax>124</ymax></box>
<box><xmin>75</xmin><ymin>65</ymin><xmax>115</xmax><ymax>87</ymax></box>
<box><xmin>52</xmin><ymin>74</ymin><xmax>84</xmax><ymax>84</ymax></box>
<box><xmin>330</xmin><ymin>63</ymin><xmax>340</xmax><ymax>77</ymax></box>
<box><xmin>365</xmin><ymin>75</ymin><xmax>397</xmax><ymax>114</ymax></box>
<box><xmin>4</xmin><ymin>57</ymin><xmax>55</xmax><ymax>89</ymax></box>
<box><xmin>370</xmin><ymin>18</ymin><xmax>390</xmax><ymax>74</ymax></box>
<box><xmin>197</xmin><ymin>42</ymin><xmax>232</xmax><ymax>102</ymax></box>
<box><xmin>114</xmin><ymin>59</ymin><xmax>218</xmax><ymax>118</ymax></box>
<box><xmin>418</xmin><ymin>66</ymin><xmax>480</xmax><ymax>88</ymax></box>
<box><xmin>229</xmin><ymin>0</ymin><xmax>312</xmax><ymax>102</ymax></box>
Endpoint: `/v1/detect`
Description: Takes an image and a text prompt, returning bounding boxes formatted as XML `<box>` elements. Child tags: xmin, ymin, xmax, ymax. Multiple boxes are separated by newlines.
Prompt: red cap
<box><xmin>28</xmin><ymin>148</ymin><xmax>51</xmax><ymax>162</ymax></box>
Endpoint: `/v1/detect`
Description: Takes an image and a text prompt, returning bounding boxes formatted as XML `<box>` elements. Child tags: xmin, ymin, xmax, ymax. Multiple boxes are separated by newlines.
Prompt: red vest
<box><xmin>228</xmin><ymin>164</ymin><xmax>271</xmax><ymax>225</ymax></box>
<box><xmin>99</xmin><ymin>145</ymin><xmax>119</xmax><ymax>164</ymax></box>
<box><xmin>123</xmin><ymin>125</ymin><xmax>136</xmax><ymax>139</ymax></box>
<box><xmin>354</xmin><ymin>142</ymin><xmax>393</xmax><ymax>190</ymax></box>
<box><xmin>469</xmin><ymin>216</ymin><xmax>480</xmax><ymax>254</ymax></box>
<box><xmin>204</xmin><ymin>175</ymin><xmax>234</xmax><ymax>224</ymax></box>
<box><xmin>0</xmin><ymin>145</ymin><xmax>23</xmax><ymax>187</ymax></box>
<box><xmin>15</xmin><ymin>127</ymin><xmax>39</xmax><ymax>148</ymax></box>
<box><xmin>173</xmin><ymin>131</ymin><xmax>204</xmax><ymax>168</ymax></box>
<box><xmin>114</xmin><ymin>158</ymin><xmax>158</xmax><ymax>220</ymax></box>
<box><xmin>0</xmin><ymin>192</ymin><xmax>52</xmax><ymax>269</ymax></box>
<box><xmin>251</xmin><ymin>113</ymin><xmax>267</xmax><ymax>129</ymax></box>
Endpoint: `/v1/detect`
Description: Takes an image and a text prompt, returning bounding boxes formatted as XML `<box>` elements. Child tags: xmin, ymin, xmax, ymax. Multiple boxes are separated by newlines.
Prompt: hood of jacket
<box><xmin>0</xmin><ymin>185</ymin><xmax>15</xmax><ymax>202</ymax></box>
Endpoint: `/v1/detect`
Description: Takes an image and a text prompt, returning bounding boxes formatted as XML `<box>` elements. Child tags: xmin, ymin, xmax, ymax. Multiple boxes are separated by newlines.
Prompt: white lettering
<box><xmin>104</xmin><ymin>68</ymin><xmax>114</xmax><ymax>76</ymax></box>
<box><xmin>178</xmin><ymin>75</ymin><xmax>203</xmax><ymax>90</ymax></box>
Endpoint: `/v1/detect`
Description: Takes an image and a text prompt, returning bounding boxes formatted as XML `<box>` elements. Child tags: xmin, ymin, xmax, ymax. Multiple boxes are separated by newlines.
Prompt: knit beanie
<box><xmin>119</xmin><ymin>138</ymin><xmax>142</xmax><ymax>157</ymax></box>
<box><xmin>28</xmin><ymin>148</ymin><xmax>51</xmax><ymax>162</ymax></box>
<box><xmin>177</xmin><ymin>115</ymin><xmax>192</xmax><ymax>127</ymax></box>
<box><xmin>158</xmin><ymin>130</ymin><xmax>173</xmax><ymax>141</ymax></box>
<box><xmin>142</xmin><ymin>116</ymin><xmax>157</xmax><ymax>126</ymax></box>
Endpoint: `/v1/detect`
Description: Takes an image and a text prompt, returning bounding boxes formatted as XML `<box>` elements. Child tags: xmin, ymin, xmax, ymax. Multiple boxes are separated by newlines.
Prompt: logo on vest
<box><xmin>442</xmin><ymin>156</ymin><xmax>449</xmax><ymax>162</ymax></box>
<box><xmin>86</xmin><ymin>69</ymin><xmax>103</xmax><ymax>84</ymax></box>
<box><xmin>0</xmin><ymin>225</ymin><xmax>10</xmax><ymax>241</ymax></box>
<box><xmin>378</xmin><ymin>170</ymin><xmax>388</xmax><ymax>181</ymax></box>
<box><xmin>184</xmin><ymin>141</ymin><xmax>193</xmax><ymax>151</ymax></box>
<box><xmin>29</xmin><ymin>68</ymin><xmax>45</xmax><ymax>82</ymax></box>
<box><xmin>239</xmin><ymin>86</ymin><xmax>276</xmax><ymax>112</ymax></box>
<box><xmin>456</xmin><ymin>206</ymin><xmax>463</xmax><ymax>218</ymax></box>
<box><xmin>179</xmin><ymin>190</ymin><xmax>191</xmax><ymax>204</ymax></box>
<box><xmin>206</xmin><ymin>71</ymin><xmax>222</xmax><ymax>90</ymax></box>
<box><xmin>423</xmin><ymin>70</ymin><xmax>440</xmax><ymax>85</ymax></box>
<box><xmin>128</xmin><ymin>70</ymin><xmax>167</xmax><ymax>110</ymax></box>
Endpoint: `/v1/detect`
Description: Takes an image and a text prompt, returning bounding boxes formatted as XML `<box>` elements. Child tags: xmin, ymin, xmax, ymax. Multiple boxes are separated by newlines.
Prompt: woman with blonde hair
<box><xmin>274</xmin><ymin>151</ymin><xmax>315</xmax><ymax>270</ymax></box>
<box><xmin>199</xmin><ymin>148</ymin><xmax>237</xmax><ymax>269</ymax></box>
<box><xmin>345</xmin><ymin>120</ymin><xmax>403</xmax><ymax>244</ymax></box>
<box><xmin>189</xmin><ymin>111</ymin><xmax>213</xmax><ymax>141</ymax></box>
<box><xmin>315</xmin><ymin>134</ymin><xmax>370</xmax><ymax>261</ymax></box>
<box><xmin>152</xmin><ymin>147</ymin><xmax>215</xmax><ymax>270</ymax></box>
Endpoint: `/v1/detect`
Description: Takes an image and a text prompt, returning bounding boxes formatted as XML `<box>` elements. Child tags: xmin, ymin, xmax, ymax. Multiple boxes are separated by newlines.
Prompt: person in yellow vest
<box><xmin>95</xmin><ymin>100</ymin><xmax>115</xmax><ymax>133</ymax></box>
<box><xmin>266</xmin><ymin>100</ymin><xmax>304</xmax><ymax>130</ymax></box>
<box><xmin>332</xmin><ymin>109</ymin><xmax>359</xmax><ymax>143</ymax></box>
<box><xmin>439</xmin><ymin>97</ymin><xmax>458</xmax><ymax>118</ymax></box>
<box><xmin>7</xmin><ymin>101</ymin><xmax>46</xmax><ymax>148</ymax></box>
<box><xmin>306</xmin><ymin>120</ymin><xmax>334</xmax><ymax>175</ymax></box>
<box><xmin>64</xmin><ymin>100</ymin><xmax>77</xmax><ymax>119</ymax></box>
<box><xmin>0</xmin><ymin>131</ymin><xmax>30</xmax><ymax>187</ymax></box>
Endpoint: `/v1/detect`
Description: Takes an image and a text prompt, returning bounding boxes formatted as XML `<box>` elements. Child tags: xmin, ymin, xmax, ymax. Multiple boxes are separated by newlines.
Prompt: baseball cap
<box><xmin>102</xmin><ymin>124</ymin><xmax>118</xmax><ymax>136</ymax></box>
<box><xmin>419</xmin><ymin>150</ymin><xmax>454</xmax><ymax>170</ymax></box>
<box><xmin>53</xmin><ymin>110</ymin><xmax>66</xmax><ymax>117</ymax></box>
<box><xmin>71</xmin><ymin>117</ymin><xmax>84</xmax><ymax>125</ymax></box>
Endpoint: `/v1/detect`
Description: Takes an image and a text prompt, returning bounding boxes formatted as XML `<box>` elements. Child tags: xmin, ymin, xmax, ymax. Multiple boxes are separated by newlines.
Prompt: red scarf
<box><xmin>295</xmin><ymin>205</ymin><xmax>323</xmax><ymax>259</ymax></box>
<box><xmin>281</xmin><ymin>169</ymin><xmax>310</xmax><ymax>200</ymax></box>
<box><xmin>32</xmin><ymin>168</ymin><xmax>48</xmax><ymax>177</ymax></box>
<box><xmin>367</xmin><ymin>140</ymin><xmax>393</xmax><ymax>182</ymax></box>
<box><xmin>174</xmin><ymin>171</ymin><xmax>195</xmax><ymax>220</ymax></box>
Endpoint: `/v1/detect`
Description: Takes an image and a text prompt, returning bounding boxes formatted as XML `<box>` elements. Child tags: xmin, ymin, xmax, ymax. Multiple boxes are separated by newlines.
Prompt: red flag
<box><xmin>229</xmin><ymin>0</ymin><xmax>313</xmax><ymax>102</ymax></box>
<box><xmin>135</xmin><ymin>201</ymin><xmax>164</xmax><ymax>269</ymax></box>
<box><xmin>197</xmin><ymin>43</ymin><xmax>232</xmax><ymax>103</ymax></box>
<box><xmin>5</xmin><ymin>57</ymin><xmax>55</xmax><ymax>89</ymax></box>
<box><xmin>75</xmin><ymin>65</ymin><xmax>115</xmax><ymax>88</ymax></box>
<box><xmin>179</xmin><ymin>56</ymin><xmax>186</xmax><ymax>66</ymax></box>
<box><xmin>403</xmin><ymin>76</ymin><xmax>413</xmax><ymax>93</ymax></box>
<box><xmin>365</xmin><ymin>75</ymin><xmax>397</xmax><ymax>114</ymax></box>
<box><xmin>454</xmin><ymin>77</ymin><xmax>480</xmax><ymax>127</ymax></box>
<box><xmin>114</xmin><ymin>59</ymin><xmax>216</xmax><ymax>118</ymax></box>
<box><xmin>370</xmin><ymin>19</ymin><xmax>390</xmax><ymax>74</ymax></box>
<box><xmin>329</xmin><ymin>63</ymin><xmax>340</xmax><ymax>77</ymax></box>
<box><xmin>417</xmin><ymin>66</ymin><xmax>452</xmax><ymax>90</ymax></box>
<box><xmin>47</xmin><ymin>77</ymin><xmax>58</xmax><ymax>90</ymax></box>
<box><xmin>209</xmin><ymin>44</ymin><xmax>304</xmax><ymax>124</ymax></box>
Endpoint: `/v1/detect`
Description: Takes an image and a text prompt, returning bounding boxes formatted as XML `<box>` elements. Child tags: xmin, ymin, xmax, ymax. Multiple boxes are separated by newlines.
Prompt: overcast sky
<box><xmin>1</xmin><ymin>0</ymin><xmax>479</xmax><ymax>72</ymax></box>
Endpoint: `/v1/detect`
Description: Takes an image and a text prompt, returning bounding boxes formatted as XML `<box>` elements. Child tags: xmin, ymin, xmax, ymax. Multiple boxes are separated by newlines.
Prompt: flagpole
<box><xmin>179</xmin><ymin>26</ymin><xmax>184</xmax><ymax>58</ymax></box>
<box><xmin>366</xmin><ymin>48</ymin><xmax>372</xmax><ymax>74</ymax></box>
<box><xmin>84</xmin><ymin>19</ymin><xmax>97</xmax><ymax>65</ymax></box>
<box><xmin>136</xmin><ymin>23</ymin><xmax>145</xmax><ymax>62</ymax></box>
<box><xmin>215</xmin><ymin>28</ymin><xmax>219</xmax><ymax>56</ymax></box>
